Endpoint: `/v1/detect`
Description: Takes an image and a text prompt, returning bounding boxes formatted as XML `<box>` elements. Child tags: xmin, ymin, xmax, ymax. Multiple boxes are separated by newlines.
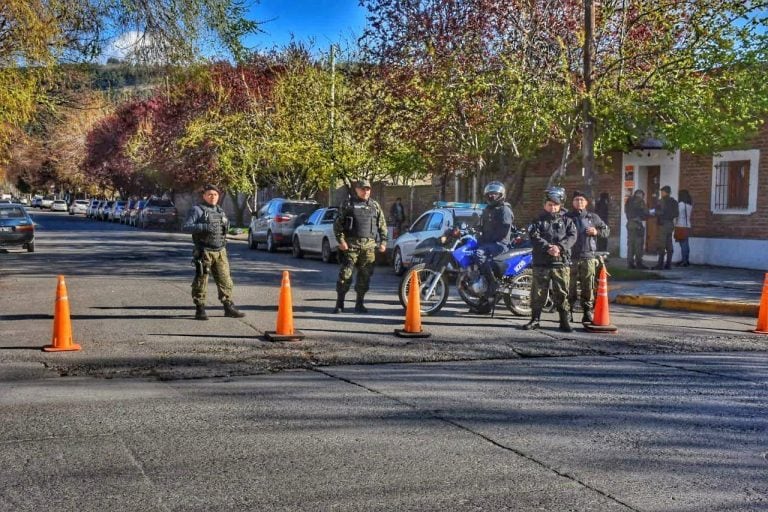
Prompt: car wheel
<box><xmin>26</xmin><ymin>241</ymin><xmax>35</xmax><ymax>253</ymax></box>
<box><xmin>321</xmin><ymin>238</ymin><xmax>335</xmax><ymax>264</ymax></box>
<box><xmin>292</xmin><ymin>236</ymin><xmax>304</xmax><ymax>258</ymax></box>
<box><xmin>266</xmin><ymin>231</ymin><xmax>276</xmax><ymax>253</ymax></box>
<box><xmin>393</xmin><ymin>247</ymin><xmax>406</xmax><ymax>276</ymax></box>
<box><xmin>248</xmin><ymin>231</ymin><xmax>258</xmax><ymax>250</ymax></box>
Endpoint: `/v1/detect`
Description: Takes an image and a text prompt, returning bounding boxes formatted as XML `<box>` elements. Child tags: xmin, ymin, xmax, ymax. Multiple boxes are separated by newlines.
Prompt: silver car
<box><xmin>248</xmin><ymin>198</ymin><xmax>320</xmax><ymax>252</ymax></box>
<box><xmin>291</xmin><ymin>207</ymin><xmax>339</xmax><ymax>263</ymax></box>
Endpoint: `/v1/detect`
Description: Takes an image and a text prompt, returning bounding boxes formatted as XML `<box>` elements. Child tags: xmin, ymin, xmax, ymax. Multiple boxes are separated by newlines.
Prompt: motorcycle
<box><xmin>397</xmin><ymin>227</ymin><xmax>554</xmax><ymax>316</ymax></box>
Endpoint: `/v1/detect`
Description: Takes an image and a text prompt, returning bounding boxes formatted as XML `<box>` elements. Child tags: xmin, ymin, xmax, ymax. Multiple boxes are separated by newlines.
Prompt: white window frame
<box><xmin>711</xmin><ymin>149</ymin><xmax>759</xmax><ymax>215</ymax></box>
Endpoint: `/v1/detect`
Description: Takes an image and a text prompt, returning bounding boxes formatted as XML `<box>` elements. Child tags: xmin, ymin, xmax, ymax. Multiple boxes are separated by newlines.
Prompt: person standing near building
<box><xmin>675</xmin><ymin>189</ymin><xmax>693</xmax><ymax>267</ymax></box>
<box><xmin>594</xmin><ymin>192</ymin><xmax>610</xmax><ymax>252</ymax></box>
<box><xmin>333</xmin><ymin>179</ymin><xmax>388</xmax><ymax>314</ymax></box>
<box><xmin>566</xmin><ymin>191</ymin><xmax>610</xmax><ymax>324</ymax></box>
<box><xmin>625</xmin><ymin>190</ymin><xmax>649</xmax><ymax>269</ymax></box>
<box><xmin>183</xmin><ymin>184</ymin><xmax>245</xmax><ymax>321</ymax></box>
<box><xmin>523</xmin><ymin>187</ymin><xmax>577</xmax><ymax>332</ymax></box>
<box><xmin>389</xmin><ymin>197</ymin><xmax>406</xmax><ymax>238</ymax></box>
<box><xmin>653</xmin><ymin>185</ymin><xmax>678</xmax><ymax>270</ymax></box>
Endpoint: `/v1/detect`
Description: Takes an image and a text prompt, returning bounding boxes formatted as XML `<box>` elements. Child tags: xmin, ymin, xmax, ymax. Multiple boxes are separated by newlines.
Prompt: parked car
<box><xmin>98</xmin><ymin>200</ymin><xmax>115</xmax><ymax>221</ymax></box>
<box><xmin>31</xmin><ymin>197</ymin><xmax>43</xmax><ymax>208</ymax></box>
<box><xmin>109</xmin><ymin>200</ymin><xmax>128</xmax><ymax>222</ymax></box>
<box><xmin>51</xmin><ymin>199</ymin><xmax>68</xmax><ymax>212</ymax></box>
<box><xmin>291</xmin><ymin>207</ymin><xmax>339</xmax><ymax>263</ymax></box>
<box><xmin>0</xmin><ymin>203</ymin><xmax>35</xmax><ymax>252</ymax></box>
<box><xmin>391</xmin><ymin>202</ymin><xmax>484</xmax><ymax>275</ymax></box>
<box><xmin>248</xmin><ymin>198</ymin><xmax>320</xmax><ymax>252</ymax></box>
<box><xmin>138</xmin><ymin>198</ymin><xmax>177</xmax><ymax>228</ymax></box>
<box><xmin>86</xmin><ymin>199</ymin><xmax>101</xmax><ymax>218</ymax></box>
<box><xmin>120</xmin><ymin>199</ymin><xmax>136</xmax><ymax>223</ymax></box>
<box><xmin>128</xmin><ymin>200</ymin><xmax>147</xmax><ymax>227</ymax></box>
<box><xmin>40</xmin><ymin>196</ymin><xmax>55</xmax><ymax>209</ymax></box>
<box><xmin>18</xmin><ymin>197</ymin><xmax>29</xmax><ymax>206</ymax></box>
<box><xmin>69</xmin><ymin>199</ymin><xmax>89</xmax><ymax>215</ymax></box>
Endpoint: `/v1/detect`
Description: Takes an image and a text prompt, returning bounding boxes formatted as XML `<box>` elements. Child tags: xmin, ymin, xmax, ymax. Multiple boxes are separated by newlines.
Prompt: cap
<box><xmin>572</xmin><ymin>190</ymin><xmax>588</xmax><ymax>200</ymax></box>
<box><xmin>660</xmin><ymin>185</ymin><xmax>671</xmax><ymax>193</ymax></box>
<box><xmin>202</xmin><ymin>184</ymin><xmax>220</xmax><ymax>193</ymax></box>
<box><xmin>355</xmin><ymin>179</ymin><xmax>372</xmax><ymax>188</ymax></box>
<box><xmin>633</xmin><ymin>189</ymin><xmax>645</xmax><ymax>196</ymax></box>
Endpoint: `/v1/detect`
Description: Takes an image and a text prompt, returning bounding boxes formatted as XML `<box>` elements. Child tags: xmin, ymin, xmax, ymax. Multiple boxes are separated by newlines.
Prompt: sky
<box><xmin>246</xmin><ymin>0</ymin><xmax>369</xmax><ymax>51</ymax></box>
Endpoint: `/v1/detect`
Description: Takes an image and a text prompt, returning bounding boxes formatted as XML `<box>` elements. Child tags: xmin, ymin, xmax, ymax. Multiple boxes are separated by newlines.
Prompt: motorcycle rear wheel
<box><xmin>504</xmin><ymin>269</ymin><xmax>556</xmax><ymax>316</ymax></box>
<box><xmin>398</xmin><ymin>264</ymin><xmax>449</xmax><ymax>316</ymax></box>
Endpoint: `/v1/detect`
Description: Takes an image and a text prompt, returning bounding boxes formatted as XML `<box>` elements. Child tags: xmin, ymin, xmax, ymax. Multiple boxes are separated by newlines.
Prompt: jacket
<box><xmin>528</xmin><ymin>210</ymin><xmax>577</xmax><ymax>267</ymax></box>
<box><xmin>478</xmin><ymin>202</ymin><xmax>514</xmax><ymax>245</ymax></box>
<box><xmin>333</xmin><ymin>197</ymin><xmax>388</xmax><ymax>245</ymax></box>
<box><xmin>183</xmin><ymin>202</ymin><xmax>229</xmax><ymax>250</ymax></box>
<box><xmin>565</xmin><ymin>209</ymin><xmax>609</xmax><ymax>260</ymax></box>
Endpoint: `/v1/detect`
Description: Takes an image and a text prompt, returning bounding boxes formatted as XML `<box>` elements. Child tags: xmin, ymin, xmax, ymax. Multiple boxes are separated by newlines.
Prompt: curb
<box><xmin>614</xmin><ymin>294</ymin><xmax>758</xmax><ymax>317</ymax></box>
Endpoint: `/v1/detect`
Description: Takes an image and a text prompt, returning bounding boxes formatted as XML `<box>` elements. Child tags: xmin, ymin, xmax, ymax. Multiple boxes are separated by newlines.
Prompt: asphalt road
<box><xmin>1</xmin><ymin>210</ymin><xmax>767</xmax><ymax>511</ymax></box>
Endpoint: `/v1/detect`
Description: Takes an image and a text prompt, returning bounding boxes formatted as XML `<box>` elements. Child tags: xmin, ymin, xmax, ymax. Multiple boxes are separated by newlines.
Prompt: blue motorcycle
<box><xmin>398</xmin><ymin>227</ymin><xmax>553</xmax><ymax>316</ymax></box>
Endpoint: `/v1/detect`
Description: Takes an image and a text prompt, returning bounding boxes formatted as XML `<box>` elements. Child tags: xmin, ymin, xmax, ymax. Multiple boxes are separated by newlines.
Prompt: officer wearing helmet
<box><xmin>478</xmin><ymin>181</ymin><xmax>514</xmax><ymax>254</ymax></box>
<box><xmin>524</xmin><ymin>186</ymin><xmax>577</xmax><ymax>332</ymax></box>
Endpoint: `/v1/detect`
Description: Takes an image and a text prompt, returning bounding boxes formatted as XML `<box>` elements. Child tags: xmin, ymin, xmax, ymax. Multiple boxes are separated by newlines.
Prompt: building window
<box><xmin>711</xmin><ymin>150</ymin><xmax>759</xmax><ymax>215</ymax></box>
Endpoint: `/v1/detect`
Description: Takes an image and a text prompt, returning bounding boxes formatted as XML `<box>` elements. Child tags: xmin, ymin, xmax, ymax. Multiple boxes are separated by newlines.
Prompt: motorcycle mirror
<box><xmin>459</xmin><ymin>222</ymin><xmax>468</xmax><ymax>230</ymax></box>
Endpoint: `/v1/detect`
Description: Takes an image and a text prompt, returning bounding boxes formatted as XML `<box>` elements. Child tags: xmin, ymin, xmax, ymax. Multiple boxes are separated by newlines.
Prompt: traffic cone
<box><xmin>43</xmin><ymin>275</ymin><xmax>82</xmax><ymax>352</ymax></box>
<box><xmin>753</xmin><ymin>273</ymin><xmax>768</xmax><ymax>334</ymax></box>
<box><xmin>585</xmin><ymin>266</ymin><xmax>618</xmax><ymax>333</ymax></box>
<box><xmin>265</xmin><ymin>271</ymin><xmax>305</xmax><ymax>341</ymax></box>
<box><xmin>395</xmin><ymin>270</ymin><xmax>431</xmax><ymax>338</ymax></box>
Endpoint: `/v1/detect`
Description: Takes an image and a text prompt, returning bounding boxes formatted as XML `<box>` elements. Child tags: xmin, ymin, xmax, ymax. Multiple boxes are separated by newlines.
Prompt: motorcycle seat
<box><xmin>493</xmin><ymin>247</ymin><xmax>531</xmax><ymax>262</ymax></box>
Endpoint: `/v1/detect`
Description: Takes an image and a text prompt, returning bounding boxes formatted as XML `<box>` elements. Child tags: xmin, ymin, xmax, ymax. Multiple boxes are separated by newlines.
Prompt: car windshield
<box><xmin>0</xmin><ymin>207</ymin><xmax>27</xmax><ymax>219</ymax></box>
<box><xmin>282</xmin><ymin>203</ymin><xmax>317</xmax><ymax>215</ymax></box>
<box><xmin>115</xmin><ymin>201</ymin><xmax>127</xmax><ymax>206</ymax></box>
<box><xmin>455</xmin><ymin>213</ymin><xmax>482</xmax><ymax>228</ymax></box>
<box><xmin>76</xmin><ymin>201</ymin><xmax>88</xmax><ymax>205</ymax></box>
<box><xmin>148</xmin><ymin>200</ymin><xmax>174</xmax><ymax>207</ymax></box>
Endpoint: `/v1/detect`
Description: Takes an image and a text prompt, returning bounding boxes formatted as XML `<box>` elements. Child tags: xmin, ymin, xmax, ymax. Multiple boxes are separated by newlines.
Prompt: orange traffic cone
<box><xmin>43</xmin><ymin>275</ymin><xmax>82</xmax><ymax>352</ymax></box>
<box><xmin>585</xmin><ymin>266</ymin><xmax>618</xmax><ymax>333</ymax></box>
<box><xmin>265</xmin><ymin>270</ymin><xmax>305</xmax><ymax>341</ymax></box>
<box><xmin>395</xmin><ymin>270</ymin><xmax>431</xmax><ymax>338</ymax></box>
<box><xmin>753</xmin><ymin>273</ymin><xmax>768</xmax><ymax>334</ymax></box>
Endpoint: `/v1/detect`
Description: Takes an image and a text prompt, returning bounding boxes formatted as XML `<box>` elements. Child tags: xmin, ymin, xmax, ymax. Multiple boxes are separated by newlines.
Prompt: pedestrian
<box><xmin>675</xmin><ymin>189</ymin><xmax>693</xmax><ymax>267</ymax></box>
<box><xmin>523</xmin><ymin>186</ymin><xmax>577</xmax><ymax>332</ymax></box>
<box><xmin>183</xmin><ymin>184</ymin><xmax>245</xmax><ymax>321</ymax></box>
<box><xmin>389</xmin><ymin>197</ymin><xmax>406</xmax><ymax>238</ymax></box>
<box><xmin>333</xmin><ymin>179</ymin><xmax>388</xmax><ymax>314</ymax></box>
<box><xmin>625</xmin><ymin>190</ymin><xmax>649</xmax><ymax>269</ymax></box>
<box><xmin>652</xmin><ymin>185</ymin><xmax>678</xmax><ymax>270</ymax></box>
<box><xmin>566</xmin><ymin>191</ymin><xmax>610</xmax><ymax>324</ymax></box>
<box><xmin>594</xmin><ymin>192</ymin><xmax>610</xmax><ymax>252</ymax></box>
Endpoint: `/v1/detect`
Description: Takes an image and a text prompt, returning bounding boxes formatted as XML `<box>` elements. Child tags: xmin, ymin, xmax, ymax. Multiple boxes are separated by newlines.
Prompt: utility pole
<box><xmin>583</xmin><ymin>0</ymin><xmax>596</xmax><ymax>200</ymax></box>
<box><xmin>329</xmin><ymin>44</ymin><xmax>336</xmax><ymax>207</ymax></box>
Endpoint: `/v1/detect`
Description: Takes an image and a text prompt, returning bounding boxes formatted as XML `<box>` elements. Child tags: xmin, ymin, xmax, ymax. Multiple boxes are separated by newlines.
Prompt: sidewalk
<box><xmin>609</xmin><ymin>257</ymin><xmax>766</xmax><ymax>317</ymax></box>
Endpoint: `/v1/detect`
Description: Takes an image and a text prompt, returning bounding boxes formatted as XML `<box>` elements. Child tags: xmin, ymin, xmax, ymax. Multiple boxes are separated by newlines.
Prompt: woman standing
<box><xmin>675</xmin><ymin>190</ymin><xmax>693</xmax><ymax>266</ymax></box>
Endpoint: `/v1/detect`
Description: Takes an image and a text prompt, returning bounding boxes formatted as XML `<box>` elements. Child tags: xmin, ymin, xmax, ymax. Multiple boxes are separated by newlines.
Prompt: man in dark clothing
<box><xmin>389</xmin><ymin>197</ymin><xmax>406</xmax><ymax>237</ymax></box>
<box><xmin>183</xmin><ymin>184</ymin><xmax>245</xmax><ymax>320</ymax></box>
<box><xmin>594</xmin><ymin>192</ymin><xmax>610</xmax><ymax>252</ymax></box>
<box><xmin>625</xmin><ymin>190</ymin><xmax>649</xmax><ymax>269</ymax></box>
<box><xmin>653</xmin><ymin>185</ymin><xmax>678</xmax><ymax>270</ymax></box>
<box><xmin>523</xmin><ymin>186</ymin><xmax>577</xmax><ymax>332</ymax></box>
<box><xmin>565</xmin><ymin>191</ymin><xmax>610</xmax><ymax>323</ymax></box>
<box><xmin>333</xmin><ymin>179</ymin><xmax>388</xmax><ymax>314</ymax></box>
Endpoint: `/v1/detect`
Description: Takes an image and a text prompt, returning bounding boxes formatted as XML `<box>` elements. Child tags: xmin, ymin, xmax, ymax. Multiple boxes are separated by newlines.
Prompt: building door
<box><xmin>645</xmin><ymin>166</ymin><xmax>660</xmax><ymax>253</ymax></box>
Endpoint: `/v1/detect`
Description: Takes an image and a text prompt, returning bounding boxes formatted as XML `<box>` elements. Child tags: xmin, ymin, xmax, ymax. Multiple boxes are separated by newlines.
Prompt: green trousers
<box><xmin>336</xmin><ymin>239</ymin><xmax>377</xmax><ymax>296</ymax></box>
<box><xmin>569</xmin><ymin>258</ymin><xmax>599</xmax><ymax>312</ymax></box>
<box><xmin>531</xmin><ymin>266</ymin><xmax>570</xmax><ymax>311</ymax></box>
<box><xmin>192</xmin><ymin>247</ymin><xmax>234</xmax><ymax>306</ymax></box>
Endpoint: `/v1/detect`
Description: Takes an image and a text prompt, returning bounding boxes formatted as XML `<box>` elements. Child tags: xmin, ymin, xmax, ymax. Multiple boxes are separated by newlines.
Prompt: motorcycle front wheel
<box><xmin>504</xmin><ymin>269</ymin><xmax>556</xmax><ymax>316</ymax></box>
<box><xmin>398</xmin><ymin>264</ymin><xmax>450</xmax><ymax>316</ymax></box>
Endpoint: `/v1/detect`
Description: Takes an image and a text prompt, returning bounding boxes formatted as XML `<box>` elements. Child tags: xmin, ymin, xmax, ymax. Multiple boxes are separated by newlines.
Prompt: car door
<box><xmin>397</xmin><ymin>213</ymin><xmax>432</xmax><ymax>265</ymax></box>
<box><xmin>317</xmin><ymin>208</ymin><xmax>338</xmax><ymax>252</ymax></box>
<box><xmin>252</xmin><ymin>202</ymin><xmax>271</xmax><ymax>242</ymax></box>
<box><xmin>300</xmin><ymin>209</ymin><xmax>323</xmax><ymax>252</ymax></box>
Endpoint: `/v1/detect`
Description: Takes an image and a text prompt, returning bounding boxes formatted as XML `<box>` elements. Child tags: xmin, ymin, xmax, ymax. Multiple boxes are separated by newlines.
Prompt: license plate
<box><xmin>0</xmin><ymin>227</ymin><xmax>11</xmax><ymax>232</ymax></box>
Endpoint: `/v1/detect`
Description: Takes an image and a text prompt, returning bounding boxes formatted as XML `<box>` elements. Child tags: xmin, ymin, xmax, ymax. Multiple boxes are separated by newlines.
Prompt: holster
<box><xmin>192</xmin><ymin>249</ymin><xmax>208</xmax><ymax>277</ymax></box>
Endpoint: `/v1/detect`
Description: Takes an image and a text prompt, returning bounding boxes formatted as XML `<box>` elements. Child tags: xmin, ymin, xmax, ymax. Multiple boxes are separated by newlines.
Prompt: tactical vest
<box><xmin>194</xmin><ymin>204</ymin><xmax>228</xmax><ymax>250</ymax></box>
<box><xmin>347</xmin><ymin>200</ymin><xmax>378</xmax><ymax>239</ymax></box>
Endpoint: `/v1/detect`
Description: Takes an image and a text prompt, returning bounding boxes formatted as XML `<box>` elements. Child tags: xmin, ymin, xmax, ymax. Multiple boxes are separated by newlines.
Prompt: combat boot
<box><xmin>581</xmin><ymin>307</ymin><xmax>594</xmax><ymax>324</ymax></box>
<box><xmin>195</xmin><ymin>305</ymin><xmax>208</xmax><ymax>321</ymax></box>
<box><xmin>223</xmin><ymin>302</ymin><xmax>245</xmax><ymax>318</ymax></box>
<box><xmin>522</xmin><ymin>310</ymin><xmax>541</xmax><ymax>330</ymax></box>
<box><xmin>354</xmin><ymin>294</ymin><xmax>368</xmax><ymax>314</ymax></box>
<box><xmin>664</xmin><ymin>252</ymin><xmax>673</xmax><ymax>270</ymax></box>
<box><xmin>333</xmin><ymin>293</ymin><xmax>346</xmax><ymax>314</ymax></box>
<box><xmin>652</xmin><ymin>255</ymin><xmax>665</xmax><ymax>270</ymax></box>
<box><xmin>558</xmin><ymin>308</ymin><xmax>573</xmax><ymax>332</ymax></box>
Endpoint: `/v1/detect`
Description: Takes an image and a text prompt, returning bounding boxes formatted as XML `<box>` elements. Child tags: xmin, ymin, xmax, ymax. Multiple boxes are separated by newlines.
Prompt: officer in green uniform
<box><xmin>565</xmin><ymin>191</ymin><xmax>610</xmax><ymax>323</ymax></box>
<box><xmin>625</xmin><ymin>189</ymin><xmax>649</xmax><ymax>269</ymax></box>
<box><xmin>523</xmin><ymin>187</ymin><xmax>577</xmax><ymax>332</ymax></box>
<box><xmin>653</xmin><ymin>185</ymin><xmax>678</xmax><ymax>270</ymax></box>
<box><xmin>332</xmin><ymin>179</ymin><xmax>388</xmax><ymax>314</ymax></box>
<box><xmin>183</xmin><ymin>184</ymin><xmax>245</xmax><ymax>320</ymax></box>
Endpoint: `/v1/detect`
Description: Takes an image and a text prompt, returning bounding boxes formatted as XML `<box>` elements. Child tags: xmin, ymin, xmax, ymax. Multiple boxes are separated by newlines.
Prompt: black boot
<box><xmin>223</xmin><ymin>302</ymin><xmax>245</xmax><ymax>318</ymax></box>
<box><xmin>523</xmin><ymin>310</ymin><xmax>541</xmax><ymax>330</ymax></box>
<box><xmin>652</xmin><ymin>255</ymin><xmax>665</xmax><ymax>270</ymax></box>
<box><xmin>333</xmin><ymin>293</ymin><xmax>345</xmax><ymax>314</ymax></box>
<box><xmin>558</xmin><ymin>308</ymin><xmax>573</xmax><ymax>332</ymax></box>
<box><xmin>195</xmin><ymin>305</ymin><xmax>208</xmax><ymax>321</ymax></box>
<box><xmin>664</xmin><ymin>253</ymin><xmax>673</xmax><ymax>270</ymax></box>
<box><xmin>581</xmin><ymin>307</ymin><xmax>594</xmax><ymax>324</ymax></box>
<box><xmin>354</xmin><ymin>294</ymin><xmax>368</xmax><ymax>314</ymax></box>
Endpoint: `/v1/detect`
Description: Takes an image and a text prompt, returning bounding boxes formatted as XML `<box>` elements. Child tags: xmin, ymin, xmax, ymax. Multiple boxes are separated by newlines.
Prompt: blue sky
<box><xmin>246</xmin><ymin>0</ymin><xmax>369</xmax><ymax>50</ymax></box>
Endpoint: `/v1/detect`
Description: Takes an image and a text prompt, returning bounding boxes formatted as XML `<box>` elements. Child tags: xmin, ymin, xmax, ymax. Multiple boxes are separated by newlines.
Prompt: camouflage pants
<box><xmin>657</xmin><ymin>221</ymin><xmax>674</xmax><ymax>259</ymax></box>
<box><xmin>191</xmin><ymin>247</ymin><xmax>234</xmax><ymax>306</ymax></box>
<box><xmin>531</xmin><ymin>266</ymin><xmax>570</xmax><ymax>311</ymax></box>
<box><xmin>337</xmin><ymin>240</ymin><xmax>377</xmax><ymax>296</ymax></box>
<box><xmin>626</xmin><ymin>224</ymin><xmax>645</xmax><ymax>266</ymax></box>
<box><xmin>569</xmin><ymin>258</ymin><xmax>599</xmax><ymax>312</ymax></box>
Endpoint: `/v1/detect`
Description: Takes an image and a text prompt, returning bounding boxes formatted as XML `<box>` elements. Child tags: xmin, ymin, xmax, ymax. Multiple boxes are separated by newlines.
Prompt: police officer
<box><xmin>523</xmin><ymin>187</ymin><xmax>577</xmax><ymax>332</ymax></box>
<box><xmin>478</xmin><ymin>181</ymin><xmax>514</xmax><ymax>256</ymax></box>
<box><xmin>653</xmin><ymin>185</ymin><xmax>678</xmax><ymax>270</ymax></box>
<box><xmin>565</xmin><ymin>191</ymin><xmax>610</xmax><ymax>323</ymax></box>
<box><xmin>333</xmin><ymin>179</ymin><xmax>388</xmax><ymax>314</ymax></box>
<box><xmin>183</xmin><ymin>184</ymin><xmax>245</xmax><ymax>320</ymax></box>
<box><xmin>625</xmin><ymin>189</ymin><xmax>649</xmax><ymax>269</ymax></box>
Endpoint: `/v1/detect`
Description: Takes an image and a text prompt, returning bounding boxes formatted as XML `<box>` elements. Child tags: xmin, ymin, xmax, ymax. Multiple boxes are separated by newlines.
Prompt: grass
<box><xmin>605</xmin><ymin>263</ymin><xmax>663</xmax><ymax>281</ymax></box>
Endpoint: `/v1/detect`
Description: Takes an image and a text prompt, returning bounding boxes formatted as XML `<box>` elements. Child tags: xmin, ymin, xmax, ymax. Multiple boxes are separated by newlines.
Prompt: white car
<box><xmin>69</xmin><ymin>200</ymin><xmax>89</xmax><ymax>215</ymax></box>
<box><xmin>51</xmin><ymin>199</ymin><xmax>68</xmax><ymax>212</ymax></box>
<box><xmin>40</xmin><ymin>196</ymin><xmax>55</xmax><ymax>209</ymax></box>
<box><xmin>291</xmin><ymin>207</ymin><xmax>339</xmax><ymax>263</ymax></box>
<box><xmin>391</xmin><ymin>202</ymin><xmax>484</xmax><ymax>275</ymax></box>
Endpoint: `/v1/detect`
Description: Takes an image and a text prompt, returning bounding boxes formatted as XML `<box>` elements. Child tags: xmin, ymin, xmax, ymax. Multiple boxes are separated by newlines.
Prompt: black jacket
<box><xmin>655</xmin><ymin>196</ymin><xmax>678</xmax><ymax>225</ymax></box>
<box><xmin>528</xmin><ymin>210</ymin><xmax>577</xmax><ymax>267</ymax></box>
<box><xmin>565</xmin><ymin>209</ymin><xmax>609</xmax><ymax>260</ymax></box>
<box><xmin>478</xmin><ymin>202</ymin><xmax>514</xmax><ymax>244</ymax></box>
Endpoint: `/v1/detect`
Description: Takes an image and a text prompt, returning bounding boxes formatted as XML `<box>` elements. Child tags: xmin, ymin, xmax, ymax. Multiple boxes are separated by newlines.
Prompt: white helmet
<box><xmin>483</xmin><ymin>181</ymin><xmax>505</xmax><ymax>205</ymax></box>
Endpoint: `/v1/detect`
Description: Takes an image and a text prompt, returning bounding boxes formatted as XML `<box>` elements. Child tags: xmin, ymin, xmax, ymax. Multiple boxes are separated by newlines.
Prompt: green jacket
<box><xmin>334</xmin><ymin>197</ymin><xmax>388</xmax><ymax>245</ymax></box>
